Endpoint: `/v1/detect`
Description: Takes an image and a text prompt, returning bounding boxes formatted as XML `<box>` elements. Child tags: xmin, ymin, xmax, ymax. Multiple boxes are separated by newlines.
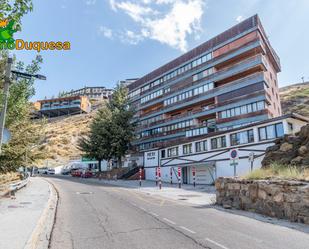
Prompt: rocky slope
<box><xmin>262</xmin><ymin>124</ymin><xmax>309</xmax><ymax>167</ymax></box>
<box><xmin>280</xmin><ymin>81</ymin><xmax>309</xmax><ymax>116</ymax></box>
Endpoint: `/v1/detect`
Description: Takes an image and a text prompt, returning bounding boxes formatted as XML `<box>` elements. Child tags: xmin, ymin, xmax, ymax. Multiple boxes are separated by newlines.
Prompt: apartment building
<box><xmin>127</xmin><ymin>15</ymin><xmax>308</xmax><ymax>184</ymax></box>
<box><xmin>35</xmin><ymin>96</ymin><xmax>91</xmax><ymax>118</ymax></box>
<box><xmin>66</xmin><ymin>86</ymin><xmax>113</xmax><ymax>100</ymax></box>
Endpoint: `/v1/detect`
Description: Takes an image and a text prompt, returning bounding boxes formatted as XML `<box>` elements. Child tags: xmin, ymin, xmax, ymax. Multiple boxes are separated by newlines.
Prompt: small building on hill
<box><xmin>65</xmin><ymin>86</ymin><xmax>113</xmax><ymax>100</ymax></box>
<box><xmin>34</xmin><ymin>95</ymin><xmax>91</xmax><ymax>118</ymax></box>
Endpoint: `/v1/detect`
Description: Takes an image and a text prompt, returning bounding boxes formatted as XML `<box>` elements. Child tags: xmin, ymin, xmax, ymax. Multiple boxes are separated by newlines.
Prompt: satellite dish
<box><xmin>3</xmin><ymin>128</ymin><xmax>11</xmax><ymax>144</ymax></box>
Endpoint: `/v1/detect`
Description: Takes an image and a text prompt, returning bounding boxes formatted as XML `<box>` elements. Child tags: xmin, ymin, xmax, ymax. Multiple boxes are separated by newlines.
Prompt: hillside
<box><xmin>280</xmin><ymin>81</ymin><xmax>309</xmax><ymax>116</ymax></box>
<box><xmin>36</xmin><ymin>101</ymin><xmax>105</xmax><ymax>167</ymax></box>
<box><xmin>36</xmin><ymin>82</ymin><xmax>309</xmax><ymax>167</ymax></box>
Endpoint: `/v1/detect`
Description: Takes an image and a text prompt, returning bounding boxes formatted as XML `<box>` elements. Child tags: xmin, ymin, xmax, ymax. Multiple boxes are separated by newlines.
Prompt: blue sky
<box><xmin>13</xmin><ymin>0</ymin><xmax>309</xmax><ymax>101</ymax></box>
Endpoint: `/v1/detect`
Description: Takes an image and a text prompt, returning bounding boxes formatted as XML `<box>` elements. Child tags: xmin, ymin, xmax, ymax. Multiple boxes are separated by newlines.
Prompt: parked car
<box><xmin>71</xmin><ymin>169</ymin><xmax>82</xmax><ymax>177</ymax></box>
<box><xmin>38</xmin><ymin>167</ymin><xmax>48</xmax><ymax>174</ymax></box>
<box><xmin>81</xmin><ymin>169</ymin><xmax>93</xmax><ymax>178</ymax></box>
<box><xmin>47</xmin><ymin>168</ymin><xmax>55</xmax><ymax>175</ymax></box>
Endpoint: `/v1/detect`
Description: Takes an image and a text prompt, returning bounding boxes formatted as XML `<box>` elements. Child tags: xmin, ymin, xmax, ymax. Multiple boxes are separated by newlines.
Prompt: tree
<box><xmin>78</xmin><ymin>84</ymin><xmax>136</xmax><ymax>171</ymax></box>
<box><xmin>0</xmin><ymin>53</ymin><xmax>47</xmax><ymax>173</ymax></box>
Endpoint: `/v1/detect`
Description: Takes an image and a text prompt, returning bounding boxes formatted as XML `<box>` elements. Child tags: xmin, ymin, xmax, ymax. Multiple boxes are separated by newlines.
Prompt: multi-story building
<box><xmin>35</xmin><ymin>96</ymin><xmax>91</xmax><ymax>118</ymax></box>
<box><xmin>66</xmin><ymin>86</ymin><xmax>113</xmax><ymax>100</ymax></box>
<box><xmin>127</xmin><ymin>15</ymin><xmax>308</xmax><ymax>184</ymax></box>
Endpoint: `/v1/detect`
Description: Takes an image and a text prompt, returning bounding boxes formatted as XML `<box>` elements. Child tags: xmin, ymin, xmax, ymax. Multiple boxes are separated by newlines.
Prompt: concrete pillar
<box><xmin>282</xmin><ymin>119</ymin><xmax>289</xmax><ymax>135</ymax></box>
<box><xmin>253</xmin><ymin>126</ymin><xmax>259</xmax><ymax>142</ymax></box>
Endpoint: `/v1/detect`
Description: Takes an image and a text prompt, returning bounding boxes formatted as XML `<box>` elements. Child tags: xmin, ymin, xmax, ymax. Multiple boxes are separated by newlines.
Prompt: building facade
<box><xmin>35</xmin><ymin>96</ymin><xmax>91</xmax><ymax>118</ymax></box>
<box><xmin>66</xmin><ymin>86</ymin><xmax>113</xmax><ymax>100</ymax></box>
<box><xmin>127</xmin><ymin>15</ymin><xmax>308</xmax><ymax>183</ymax></box>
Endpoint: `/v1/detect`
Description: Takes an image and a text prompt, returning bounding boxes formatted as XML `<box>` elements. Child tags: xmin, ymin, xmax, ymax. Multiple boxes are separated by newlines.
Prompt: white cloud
<box><xmin>236</xmin><ymin>15</ymin><xmax>244</xmax><ymax>23</ymax></box>
<box><xmin>85</xmin><ymin>0</ymin><xmax>96</xmax><ymax>5</ymax></box>
<box><xmin>98</xmin><ymin>26</ymin><xmax>113</xmax><ymax>39</ymax></box>
<box><xmin>105</xmin><ymin>0</ymin><xmax>206</xmax><ymax>51</ymax></box>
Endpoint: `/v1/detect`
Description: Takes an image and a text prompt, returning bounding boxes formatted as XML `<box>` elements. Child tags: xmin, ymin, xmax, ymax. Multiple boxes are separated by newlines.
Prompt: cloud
<box><xmin>105</xmin><ymin>0</ymin><xmax>206</xmax><ymax>51</ymax></box>
<box><xmin>236</xmin><ymin>15</ymin><xmax>244</xmax><ymax>23</ymax></box>
<box><xmin>98</xmin><ymin>26</ymin><xmax>113</xmax><ymax>39</ymax></box>
<box><xmin>85</xmin><ymin>0</ymin><xmax>96</xmax><ymax>5</ymax></box>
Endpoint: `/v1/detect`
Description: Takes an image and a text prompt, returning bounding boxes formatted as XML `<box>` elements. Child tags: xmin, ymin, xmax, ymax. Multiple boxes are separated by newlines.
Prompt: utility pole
<box><xmin>0</xmin><ymin>57</ymin><xmax>13</xmax><ymax>154</ymax></box>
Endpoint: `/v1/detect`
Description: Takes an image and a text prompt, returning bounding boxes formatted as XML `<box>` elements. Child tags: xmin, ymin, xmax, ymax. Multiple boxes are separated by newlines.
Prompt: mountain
<box><xmin>280</xmin><ymin>81</ymin><xmax>309</xmax><ymax>116</ymax></box>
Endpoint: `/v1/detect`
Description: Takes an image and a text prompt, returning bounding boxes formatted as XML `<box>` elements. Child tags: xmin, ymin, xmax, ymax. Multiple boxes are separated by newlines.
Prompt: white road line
<box><xmin>131</xmin><ymin>203</ymin><xmax>137</xmax><ymax>206</ymax></box>
<box><xmin>205</xmin><ymin>238</ymin><xmax>230</xmax><ymax>249</ymax></box>
<box><xmin>150</xmin><ymin>212</ymin><xmax>159</xmax><ymax>217</ymax></box>
<box><xmin>163</xmin><ymin>218</ymin><xmax>176</xmax><ymax>225</ymax></box>
<box><xmin>179</xmin><ymin>226</ymin><xmax>196</xmax><ymax>234</ymax></box>
<box><xmin>140</xmin><ymin>207</ymin><xmax>146</xmax><ymax>211</ymax></box>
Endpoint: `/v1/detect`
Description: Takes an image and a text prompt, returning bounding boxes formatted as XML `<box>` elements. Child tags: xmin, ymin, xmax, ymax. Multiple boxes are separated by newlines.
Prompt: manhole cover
<box><xmin>76</xmin><ymin>192</ymin><xmax>93</xmax><ymax>195</ymax></box>
<box><xmin>8</xmin><ymin>205</ymin><xmax>24</xmax><ymax>208</ymax></box>
<box><xmin>178</xmin><ymin>194</ymin><xmax>201</xmax><ymax>198</ymax></box>
<box><xmin>20</xmin><ymin>202</ymin><xmax>32</xmax><ymax>205</ymax></box>
<box><xmin>178</xmin><ymin>198</ymin><xmax>188</xmax><ymax>201</ymax></box>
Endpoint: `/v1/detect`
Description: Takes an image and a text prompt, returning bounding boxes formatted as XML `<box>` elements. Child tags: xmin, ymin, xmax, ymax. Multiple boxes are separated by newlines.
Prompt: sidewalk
<box><xmin>0</xmin><ymin>177</ymin><xmax>53</xmax><ymax>249</ymax></box>
<box><xmin>86</xmin><ymin>178</ymin><xmax>216</xmax><ymax>206</ymax></box>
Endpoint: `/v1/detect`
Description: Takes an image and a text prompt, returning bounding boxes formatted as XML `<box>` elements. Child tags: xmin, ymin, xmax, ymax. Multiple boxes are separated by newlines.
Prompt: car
<box><xmin>81</xmin><ymin>170</ymin><xmax>93</xmax><ymax>178</ymax></box>
<box><xmin>71</xmin><ymin>169</ymin><xmax>82</xmax><ymax>177</ymax></box>
<box><xmin>47</xmin><ymin>168</ymin><xmax>55</xmax><ymax>175</ymax></box>
<box><xmin>38</xmin><ymin>167</ymin><xmax>48</xmax><ymax>174</ymax></box>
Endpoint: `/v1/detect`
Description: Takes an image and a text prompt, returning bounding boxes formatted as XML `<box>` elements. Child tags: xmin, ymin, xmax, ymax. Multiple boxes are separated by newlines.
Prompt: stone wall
<box><xmin>215</xmin><ymin>177</ymin><xmax>309</xmax><ymax>224</ymax></box>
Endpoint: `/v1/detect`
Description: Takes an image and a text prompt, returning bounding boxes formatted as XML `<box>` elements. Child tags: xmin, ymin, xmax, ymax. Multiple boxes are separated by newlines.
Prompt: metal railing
<box><xmin>0</xmin><ymin>173</ymin><xmax>30</xmax><ymax>197</ymax></box>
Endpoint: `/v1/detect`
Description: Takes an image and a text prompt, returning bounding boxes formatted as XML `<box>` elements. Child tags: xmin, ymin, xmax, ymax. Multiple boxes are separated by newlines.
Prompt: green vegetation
<box><xmin>78</xmin><ymin>84</ymin><xmax>136</xmax><ymax>171</ymax></box>
<box><xmin>246</xmin><ymin>162</ymin><xmax>309</xmax><ymax>181</ymax></box>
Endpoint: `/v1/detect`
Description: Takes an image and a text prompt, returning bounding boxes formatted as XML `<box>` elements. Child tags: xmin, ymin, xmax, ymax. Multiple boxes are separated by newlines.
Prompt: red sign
<box><xmin>192</xmin><ymin>167</ymin><xmax>196</xmax><ymax>176</ymax></box>
<box><xmin>178</xmin><ymin>167</ymin><xmax>181</xmax><ymax>177</ymax></box>
<box><xmin>158</xmin><ymin>167</ymin><xmax>161</xmax><ymax>177</ymax></box>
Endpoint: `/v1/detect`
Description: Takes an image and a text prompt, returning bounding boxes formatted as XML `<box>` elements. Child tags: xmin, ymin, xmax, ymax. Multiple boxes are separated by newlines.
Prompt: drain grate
<box><xmin>8</xmin><ymin>205</ymin><xmax>24</xmax><ymax>208</ymax></box>
<box><xmin>178</xmin><ymin>194</ymin><xmax>201</xmax><ymax>198</ymax></box>
<box><xmin>76</xmin><ymin>192</ymin><xmax>93</xmax><ymax>195</ymax></box>
<box><xmin>178</xmin><ymin>198</ymin><xmax>188</xmax><ymax>201</ymax></box>
<box><xmin>20</xmin><ymin>202</ymin><xmax>32</xmax><ymax>205</ymax></box>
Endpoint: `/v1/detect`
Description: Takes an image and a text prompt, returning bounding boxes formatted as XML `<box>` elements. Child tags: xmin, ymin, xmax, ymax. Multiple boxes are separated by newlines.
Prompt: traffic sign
<box><xmin>230</xmin><ymin>149</ymin><xmax>239</xmax><ymax>160</ymax></box>
<box><xmin>248</xmin><ymin>152</ymin><xmax>255</xmax><ymax>162</ymax></box>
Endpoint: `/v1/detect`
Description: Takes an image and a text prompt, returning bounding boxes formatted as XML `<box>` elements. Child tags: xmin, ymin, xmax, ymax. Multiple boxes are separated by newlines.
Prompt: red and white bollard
<box><xmin>155</xmin><ymin>167</ymin><xmax>158</xmax><ymax>186</ymax></box>
<box><xmin>192</xmin><ymin>166</ymin><xmax>196</xmax><ymax>188</ymax></box>
<box><xmin>170</xmin><ymin>167</ymin><xmax>173</xmax><ymax>185</ymax></box>
<box><xmin>158</xmin><ymin>166</ymin><xmax>162</xmax><ymax>190</ymax></box>
<box><xmin>139</xmin><ymin>167</ymin><xmax>142</xmax><ymax>187</ymax></box>
<box><xmin>178</xmin><ymin>167</ymin><xmax>181</xmax><ymax>188</ymax></box>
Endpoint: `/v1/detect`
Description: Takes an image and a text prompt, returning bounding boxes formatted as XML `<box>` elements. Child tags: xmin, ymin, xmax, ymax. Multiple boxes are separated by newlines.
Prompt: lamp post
<box><xmin>0</xmin><ymin>57</ymin><xmax>46</xmax><ymax>154</ymax></box>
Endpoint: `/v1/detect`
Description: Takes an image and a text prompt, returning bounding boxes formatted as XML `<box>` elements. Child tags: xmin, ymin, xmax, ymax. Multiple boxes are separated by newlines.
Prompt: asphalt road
<box><xmin>47</xmin><ymin>176</ymin><xmax>309</xmax><ymax>249</ymax></box>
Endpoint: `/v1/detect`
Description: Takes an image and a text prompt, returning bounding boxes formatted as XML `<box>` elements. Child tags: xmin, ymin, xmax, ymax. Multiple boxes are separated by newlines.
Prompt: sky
<box><xmin>12</xmin><ymin>0</ymin><xmax>309</xmax><ymax>101</ymax></box>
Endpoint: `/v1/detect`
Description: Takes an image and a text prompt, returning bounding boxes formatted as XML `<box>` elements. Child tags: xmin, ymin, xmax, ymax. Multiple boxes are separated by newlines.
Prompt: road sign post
<box><xmin>192</xmin><ymin>167</ymin><xmax>196</xmax><ymax>188</ymax></box>
<box><xmin>139</xmin><ymin>167</ymin><xmax>142</xmax><ymax>187</ymax></box>
<box><xmin>158</xmin><ymin>166</ymin><xmax>162</xmax><ymax>190</ymax></box>
<box><xmin>170</xmin><ymin>167</ymin><xmax>173</xmax><ymax>185</ymax></box>
<box><xmin>178</xmin><ymin>167</ymin><xmax>181</xmax><ymax>188</ymax></box>
<box><xmin>229</xmin><ymin>149</ymin><xmax>239</xmax><ymax>177</ymax></box>
<box><xmin>155</xmin><ymin>167</ymin><xmax>158</xmax><ymax>186</ymax></box>
<box><xmin>248</xmin><ymin>152</ymin><xmax>255</xmax><ymax>172</ymax></box>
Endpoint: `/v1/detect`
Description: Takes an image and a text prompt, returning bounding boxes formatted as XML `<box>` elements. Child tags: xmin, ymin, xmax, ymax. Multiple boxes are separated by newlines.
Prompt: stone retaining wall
<box><xmin>215</xmin><ymin>178</ymin><xmax>309</xmax><ymax>224</ymax></box>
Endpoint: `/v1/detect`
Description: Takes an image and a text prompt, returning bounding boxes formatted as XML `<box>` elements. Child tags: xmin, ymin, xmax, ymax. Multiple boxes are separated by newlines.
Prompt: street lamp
<box><xmin>0</xmin><ymin>57</ymin><xmax>47</xmax><ymax>154</ymax></box>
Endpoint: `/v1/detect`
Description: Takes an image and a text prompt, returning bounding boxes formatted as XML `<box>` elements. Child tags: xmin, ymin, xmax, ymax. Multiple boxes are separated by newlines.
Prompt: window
<box><xmin>183</xmin><ymin>144</ymin><xmax>192</xmax><ymax>155</ymax></box>
<box><xmin>230</xmin><ymin>129</ymin><xmax>254</xmax><ymax>146</ymax></box>
<box><xmin>211</xmin><ymin>136</ymin><xmax>226</xmax><ymax>149</ymax></box>
<box><xmin>195</xmin><ymin>140</ymin><xmax>207</xmax><ymax>152</ymax></box>
<box><xmin>161</xmin><ymin>150</ymin><xmax>166</xmax><ymax>158</ymax></box>
<box><xmin>288</xmin><ymin>122</ymin><xmax>293</xmax><ymax>132</ymax></box>
<box><xmin>167</xmin><ymin>147</ymin><xmax>178</xmax><ymax>157</ymax></box>
<box><xmin>219</xmin><ymin>101</ymin><xmax>266</xmax><ymax>119</ymax></box>
<box><xmin>258</xmin><ymin>123</ymin><xmax>284</xmax><ymax>141</ymax></box>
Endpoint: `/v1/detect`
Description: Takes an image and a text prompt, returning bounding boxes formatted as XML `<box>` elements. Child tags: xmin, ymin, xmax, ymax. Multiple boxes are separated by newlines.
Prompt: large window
<box><xmin>193</xmin><ymin>67</ymin><xmax>214</xmax><ymax>82</ymax></box>
<box><xmin>183</xmin><ymin>144</ymin><xmax>192</xmax><ymax>155</ymax></box>
<box><xmin>219</xmin><ymin>101</ymin><xmax>266</xmax><ymax>119</ymax></box>
<box><xmin>258</xmin><ymin>123</ymin><xmax>284</xmax><ymax>141</ymax></box>
<box><xmin>211</xmin><ymin>136</ymin><xmax>226</xmax><ymax>149</ymax></box>
<box><xmin>195</xmin><ymin>140</ymin><xmax>207</xmax><ymax>152</ymax></box>
<box><xmin>164</xmin><ymin>82</ymin><xmax>214</xmax><ymax>107</ymax></box>
<box><xmin>167</xmin><ymin>147</ymin><xmax>179</xmax><ymax>157</ymax></box>
<box><xmin>141</xmin><ymin>89</ymin><xmax>163</xmax><ymax>104</ymax></box>
<box><xmin>186</xmin><ymin>127</ymin><xmax>208</xmax><ymax>137</ymax></box>
<box><xmin>230</xmin><ymin>129</ymin><xmax>254</xmax><ymax>146</ymax></box>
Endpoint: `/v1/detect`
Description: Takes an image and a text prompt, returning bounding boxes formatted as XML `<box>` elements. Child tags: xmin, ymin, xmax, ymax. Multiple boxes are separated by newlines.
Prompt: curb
<box><xmin>24</xmin><ymin>178</ymin><xmax>58</xmax><ymax>249</ymax></box>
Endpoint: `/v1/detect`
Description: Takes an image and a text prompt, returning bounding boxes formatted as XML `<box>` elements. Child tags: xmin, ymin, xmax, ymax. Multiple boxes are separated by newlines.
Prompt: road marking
<box><xmin>205</xmin><ymin>238</ymin><xmax>230</xmax><ymax>249</ymax></box>
<box><xmin>140</xmin><ymin>207</ymin><xmax>146</xmax><ymax>211</ymax></box>
<box><xmin>150</xmin><ymin>212</ymin><xmax>159</xmax><ymax>217</ymax></box>
<box><xmin>130</xmin><ymin>202</ymin><xmax>137</xmax><ymax>206</ymax></box>
<box><xmin>179</xmin><ymin>226</ymin><xmax>196</xmax><ymax>234</ymax></box>
<box><xmin>163</xmin><ymin>218</ymin><xmax>176</xmax><ymax>225</ymax></box>
<box><xmin>160</xmin><ymin>199</ymin><xmax>165</xmax><ymax>206</ymax></box>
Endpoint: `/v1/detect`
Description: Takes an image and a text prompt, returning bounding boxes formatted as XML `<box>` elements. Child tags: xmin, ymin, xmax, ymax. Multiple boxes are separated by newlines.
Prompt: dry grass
<box><xmin>0</xmin><ymin>172</ymin><xmax>21</xmax><ymax>185</ymax></box>
<box><xmin>246</xmin><ymin>162</ymin><xmax>309</xmax><ymax>181</ymax></box>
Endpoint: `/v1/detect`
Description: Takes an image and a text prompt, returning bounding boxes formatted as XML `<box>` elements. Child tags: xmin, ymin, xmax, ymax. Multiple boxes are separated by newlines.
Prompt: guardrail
<box><xmin>0</xmin><ymin>173</ymin><xmax>30</xmax><ymax>197</ymax></box>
